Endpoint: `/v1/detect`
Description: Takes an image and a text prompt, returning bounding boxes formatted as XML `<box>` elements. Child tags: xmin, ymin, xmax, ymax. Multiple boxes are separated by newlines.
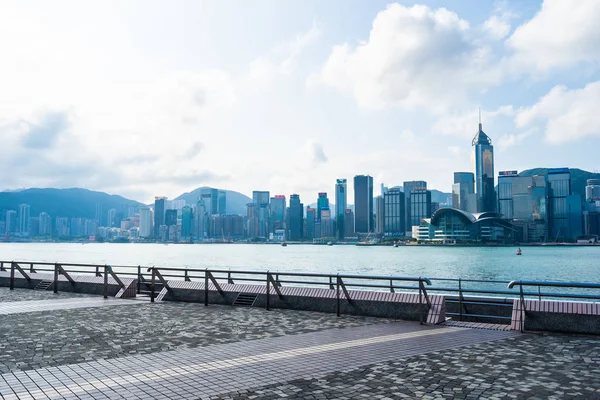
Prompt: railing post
<box><xmin>137</xmin><ymin>265</ymin><xmax>141</xmax><ymax>294</ymax></box>
<box><xmin>538</xmin><ymin>285</ymin><xmax>541</xmax><ymax>302</ymax></box>
<box><xmin>329</xmin><ymin>276</ymin><xmax>334</xmax><ymax>290</ymax></box>
<box><xmin>9</xmin><ymin>261</ymin><xmax>15</xmax><ymax>290</ymax></box>
<box><xmin>0</xmin><ymin>262</ymin><xmax>4</xmax><ymax>272</ymax></box>
<box><xmin>184</xmin><ymin>269</ymin><xmax>190</xmax><ymax>282</ymax></box>
<box><xmin>95</xmin><ymin>265</ymin><xmax>101</xmax><ymax>277</ymax></box>
<box><xmin>204</xmin><ymin>268</ymin><xmax>208</xmax><ymax>306</ymax></box>
<box><xmin>104</xmin><ymin>265</ymin><xmax>108</xmax><ymax>299</ymax></box>
<box><xmin>227</xmin><ymin>271</ymin><xmax>233</xmax><ymax>284</ymax></box>
<box><xmin>266</xmin><ymin>271</ymin><xmax>270</xmax><ymax>311</ymax></box>
<box><xmin>54</xmin><ymin>263</ymin><xmax>59</xmax><ymax>294</ymax></box>
<box><xmin>336</xmin><ymin>274</ymin><xmax>340</xmax><ymax>317</ymax></box>
<box><xmin>519</xmin><ymin>283</ymin><xmax>525</xmax><ymax>333</ymax></box>
<box><xmin>419</xmin><ymin>277</ymin><xmax>423</xmax><ymax>325</ymax></box>
<box><xmin>29</xmin><ymin>263</ymin><xmax>34</xmax><ymax>273</ymax></box>
<box><xmin>458</xmin><ymin>278</ymin><xmax>463</xmax><ymax>322</ymax></box>
<box><xmin>151</xmin><ymin>268</ymin><xmax>156</xmax><ymax>303</ymax></box>
<box><xmin>390</xmin><ymin>279</ymin><xmax>394</xmax><ymax>293</ymax></box>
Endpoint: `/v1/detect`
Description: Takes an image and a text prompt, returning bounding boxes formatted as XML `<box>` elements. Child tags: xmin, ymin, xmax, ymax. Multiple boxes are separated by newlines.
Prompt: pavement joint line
<box><xmin>7</xmin><ymin>326</ymin><xmax>466</xmax><ymax>398</ymax></box>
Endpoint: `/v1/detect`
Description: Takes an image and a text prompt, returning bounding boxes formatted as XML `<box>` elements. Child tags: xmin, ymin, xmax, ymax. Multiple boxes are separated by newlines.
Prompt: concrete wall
<box><xmin>0</xmin><ymin>276</ymin><xmax>125</xmax><ymax>297</ymax></box>
<box><xmin>445</xmin><ymin>296</ymin><xmax>513</xmax><ymax>325</ymax></box>
<box><xmin>525</xmin><ymin>312</ymin><xmax>600</xmax><ymax>335</ymax></box>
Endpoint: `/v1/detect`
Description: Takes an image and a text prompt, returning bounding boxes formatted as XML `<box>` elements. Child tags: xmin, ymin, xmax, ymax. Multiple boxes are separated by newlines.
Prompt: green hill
<box><xmin>519</xmin><ymin>168</ymin><xmax>600</xmax><ymax>200</ymax></box>
<box><xmin>0</xmin><ymin>188</ymin><xmax>143</xmax><ymax>219</ymax></box>
<box><xmin>174</xmin><ymin>187</ymin><xmax>251</xmax><ymax>215</ymax></box>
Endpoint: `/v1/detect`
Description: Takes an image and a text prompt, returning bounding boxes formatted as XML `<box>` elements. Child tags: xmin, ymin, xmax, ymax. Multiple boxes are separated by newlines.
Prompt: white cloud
<box><xmin>310</xmin><ymin>4</ymin><xmax>501</xmax><ymax>112</ymax></box>
<box><xmin>496</xmin><ymin>129</ymin><xmax>535</xmax><ymax>151</ymax></box>
<box><xmin>433</xmin><ymin>105</ymin><xmax>515</xmax><ymax>139</ymax></box>
<box><xmin>304</xmin><ymin>140</ymin><xmax>328</xmax><ymax>165</ymax></box>
<box><xmin>516</xmin><ymin>81</ymin><xmax>600</xmax><ymax>144</ymax></box>
<box><xmin>249</xmin><ymin>22</ymin><xmax>321</xmax><ymax>82</ymax></box>
<box><xmin>507</xmin><ymin>0</ymin><xmax>600</xmax><ymax>71</ymax></box>
<box><xmin>483</xmin><ymin>15</ymin><xmax>511</xmax><ymax>40</ymax></box>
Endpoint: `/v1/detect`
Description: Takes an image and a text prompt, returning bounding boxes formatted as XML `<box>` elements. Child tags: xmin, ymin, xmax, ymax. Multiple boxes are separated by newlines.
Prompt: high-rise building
<box><xmin>5</xmin><ymin>210</ymin><xmax>17</xmax><ymax>234</ymax></box>
<box><xmin>471</xmin><ymin>116</ymin><xmax>495</xmax><ymax>212</ymax></box>
<box><xmin>289</xmin><ymin>194</ymin><xmax>303</xmax><ymax>240</ymax></box>
<box><xmin>18</xmin><ymin>203</ymin><xmax>31</xmax><ymax>235</ymax></box>
<box><xmin>452</xmin><ymin>172</ymin><xmax>477</xmax><ymax>213</ymax></box>
<box><xmin>335</xmin><ymin>179</ymin><xmax>347</xmax><ymax>240</ymax></box>
<box><xmin>270</xmin><ymin>195</ymin><xmax>286</xmax><ymax>232</ymax></box>
<box><xmin>547</xmin><ymin>168</ymin><xmax>571</xmax><ymax>241</ymax></box>
<box><xmin>497</xmin><ymin>171</ymin><xmax>533</xmax><ymax>219</ymax></box>
<box><xmin>246</xmin><ymin>203</ymin><xmax>259</xmax><ymax>238</ymax></box>
<box><xmin>181</xmin><ymin>206</ymin><xmax>193</xmax><ymax>239</ymax></box>
<box><xmin>28</xmin><ymin>217</ymin><xmax>39</xmax><ymax>237</ymax></box>
<box><xmin>586</xmin><ymin>179</ymin><xmax>600</xmax><ymax>202</ymax></box>
<box><xmin>218</xmin><ymin>190</ymin><xmax>227</xmax><ymax>214</ymax></box>
<box><xmin>584</xmin><ymin>179</ymin><xmax>600</xmax><ymax>236</ymax></box>
<box><xmin>252</xmin><ymin>191</ymin><xmax>270</xmax><ymax>238</ymax></box>
<box><xmin>39</xmin><ymin>212</ymin><xmax>52</xmax><ymax>236</ymax></box>
<box><xmin>354</xmin><ymin>175</ymin><xmax>373</xmax><ymax>233</ymax></box>
<box><xmin>200</xmin><ymin>188</ymin><xmax>219</xmax><ymax>215</ymax></box>
<box><xmin>410</xmin><ymin>188</ymin><xmax>432</xmax><ymax>227</ymax></box>
<box><xmin>317</xmin><ymin>193</ymin><xmax>329</xmax><ymax>220</ymax></box>
<box><xmin>195</xmin><ymin>199</ymin><xmax>207</xmax><ymax>238</ymax></box>
<box><xmin>55</xmin><ymin>217</ymin><xmax>70</xmax><ymax>236</ymax></box>
<box><xmin>321</xmin><ymin>208</ymin><xmax>332</xmax><ymax>238</ymax></box>
<box><xmin>375</xmin><ymin>196</ymin><xmax>384</xmax><ymax>235</ymax></box>
<box><xmin>95</xmin><ymin>204</ymin><xmax>105</xmax><ymax>226</ymax></box>
<box><xmin>344</xmin><ymin>209</ymin><xmax>355</xmax><ymax>237</ymax></box>
<box><xmin>306</xmin><ymin>207</ymin><xmax>316</xmax><ymax>240</ymax></box>
<box><xmin>403</xmin><ymin>180</ymin><xmax>427</xmax><ymax>234</ymax></box>
<box><xmin>139</xmin><ymin>207</ymin><xmax>153</xmax><ymax>238</ymax></box>
<box><xmin>165</xmin><ymin>209</ymin><xmax>178</xmax><ymax>226</ymax></box>
<box><xmin>154</xmin><ymin>197</ymin><xmax>167</xmax><ymax>237</ymax></box>
<box><xmin>107</xmin><ymin>208</ymin><xmax>117</xmax><ymax>228</ymax></box>
<box><xmin>383</xmin><ymin>188</ymin><xmax>405</xmax><ymax>237</ymax></box>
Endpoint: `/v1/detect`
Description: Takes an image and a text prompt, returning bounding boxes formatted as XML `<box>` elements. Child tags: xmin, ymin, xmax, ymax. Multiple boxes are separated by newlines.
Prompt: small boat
<box><xmin>516</xmin><ymin>248</ymin><xmax>522</xmax><ymax>256</ymax></box>
<box><xmin>327</xmin><ymin>242</ymin><xmax>333</xmax><ymax>246</ymax></box>
<box><xmin>281</xmin><ymin>242</ymin><xmax>287</xmax><ymax>247</ymax></box>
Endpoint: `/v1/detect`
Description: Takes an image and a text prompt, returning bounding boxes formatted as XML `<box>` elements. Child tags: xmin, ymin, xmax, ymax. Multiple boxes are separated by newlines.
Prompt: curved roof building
<box><xmin>417</xmin><ymin>208</ymin><xmax>516</xmax><ymax>243</ymax></box>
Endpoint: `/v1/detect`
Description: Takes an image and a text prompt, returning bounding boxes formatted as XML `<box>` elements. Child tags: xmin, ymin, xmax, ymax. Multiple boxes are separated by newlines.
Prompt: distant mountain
<box><xmin>519</xmin><ymin>168</ymin><xmax>600</xmax><ymax>201</ymax></box>
<box><xmin>174</xmin><ymin>187</ymin><xmax>251</xmax><ymax>215</ymax></box>
<box><xmin>0</xmin><ymin>188</ymin><xmax>143</xmax><ymax>219</ymax></box>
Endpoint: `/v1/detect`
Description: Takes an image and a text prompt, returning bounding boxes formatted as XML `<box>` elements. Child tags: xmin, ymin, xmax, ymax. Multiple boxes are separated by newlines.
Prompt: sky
<box><xmin>1</xmin><ymin>0</ymin><xmax>599</xmax><ymax>204</ymax></box>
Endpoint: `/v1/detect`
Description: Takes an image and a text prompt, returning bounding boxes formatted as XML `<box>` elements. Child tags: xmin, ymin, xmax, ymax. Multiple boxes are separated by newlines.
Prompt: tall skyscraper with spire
<box><xmin>471</xmin><ymin>110</ymin><xmax>495</xmax><ymax>213</ymax></box>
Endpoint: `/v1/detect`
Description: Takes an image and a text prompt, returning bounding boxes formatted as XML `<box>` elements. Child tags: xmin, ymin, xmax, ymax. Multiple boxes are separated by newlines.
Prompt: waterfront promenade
<box><xmin>1</xmin><ymin>288</ymin><xmax>599</xmax><ymax>399</ymax></box>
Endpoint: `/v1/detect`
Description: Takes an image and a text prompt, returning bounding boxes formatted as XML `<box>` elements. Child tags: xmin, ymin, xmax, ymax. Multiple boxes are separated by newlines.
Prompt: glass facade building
<box><xmin>471</xmin><ymin>122</ymin><xmax>495</xmax><ymax>212</ymax></box>
<box><xmin>181</xmin><ymin>206</ymin><xmax>193</xmax><ymax>239</ymax></box>
<box><xmin>410</xmin><ymin>189</ymin><xmax>431</xmax><ymax>227</ymax></box>
<box><xmin>403</xmin><ymin>180</ymin><xmax>426</xmax><ymax>233</ymax></box>
<box><xmin>306</xmin><ymin>207</ymin><xmax>315</xmax><ymax>240</ymax></box>
<box><xmin>548</xmin><ymin>168</ymin><xmax>571</xmax><ymax>241</ymax></box>
<box><xmin>335</xmin><ymin>179</ymin><xmax>347</xmax><ymax>240</ymax></box>
<box><xmin>153</xmin><ymin>197</ymin><xmax>166</xmax><ymax>237</ymax></box>
<box><xmin>383</xmin><ymin>188</ymin><xmax>405</xmax><ymax>237</ymax></box>
<box><xmin>317</xmin><ymin>193</ymin><xmax>329</xmax><ymax>220</ymax></box>
<box><xmin>354</xmin><ymin>175</ymin><xmax>373</xmax><ymax>233</ymax></box>
<box><xmin>452</xmin><ymin>172</ymin><xmax>475</xmax><ymax>212</ymax></box>
<box><xmin>289</xmin><ymin>194</ymin><xmax>303</xmax><ymax>240</ymax></box>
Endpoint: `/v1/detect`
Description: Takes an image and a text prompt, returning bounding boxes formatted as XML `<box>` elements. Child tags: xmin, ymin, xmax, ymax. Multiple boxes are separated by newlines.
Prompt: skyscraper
<box><xmin>181</xmin><ymin>206</ymin><xmax>193</xmax><ymax>239</ymax></box>
<box><xmin>95</xmin><ymin>204</ymin><xmax>105</xmax><ymax>226</ymax></box>
<box><xmin>344</xmin><ymin>209</ymin><xmax>355</xmax><ymax>237</ymax></box>
<box><xmin>200</xmin><ymin>188</ymin><xmax>219</xmax><ymax>215</ymax></box>
<box><xmin>306</xmin><ymin>207</ymin><xmax>316</xmax><ymax>240</ymax></box>
<box><xmin>321</xmin><ymin>208</ymin><xmax>332</xmax><ymax>238</ymax></box>
<box><xmin>354</xmin><ymin>175</ymin><xmax>373</xmax><ymax>233</ymax></box>
<box><xmin>404</xmin><ymin>180</ymin><xmax>427</xmax><ymax>233</ymax></box>
<box><xmin>252</xmin><ymin>191</ymin><xmax>270</xmax><ymax>238</ymax></box>
<box><xmin>289</xmin><ymin>194</ymin><xmax>303</xmax><ymax>240</ymax></box>
<box><xmin>452</xmin><ymin>172</ymin><xmax>477</xmax><ymax>213</ymax></box>
<box><xmin>218</xmin><ymin>190</ymin><xmax>227</xmax><ymax>215</ymax></box>
<box><xmin>139</xmin><ymin>207</ymin><xmax>153</xmax><ymax>238</ymax></box>
<box><xmin>375</xmin><ymin>196</ymin><xmax>384</xmax><ymax>235</ymax></box>
<box><xmin>18</xmin><ymin>203</ymin><xmax>31</xmax><ymax>235</ymax></box>
<box><xmin>195</xmin><ymin>198</ymin><xmax>207</xmax><ymax>238</ymax></box>
<box><xmin>107</xmin><ymin>208</ymin><xmax>117</xmax><ymax>228</ymax></box>
<box><xmin>335</xmin><ymin>179</ymin><xmax>347</xmax><ymax>240</ymax></box>
<box><xmin>153</xmin><ymin>197</ymin><xmax>167</xmax><ymax>237</ymax></box>
<box><xmin>410</xmin><ymin>188</ymin><xmax>432</xmax><ymax>227</ymax></box>
<box><xmin>39</xmin><ymin>212</ymin><xmax>52</xmax><ymax>236</ymax></box>
<box><xmin>317</xmin><ymin>193</ymin><xmax>329</xmax><ymax>220</ymax></box>
<box><xmin>383</xmin><ymin>188</ymin><xmax>405</xmax><ymax>237</ymax></box>
<box><xmin>165</xmin><ymin>209</ymin><xmax>178</xmax><ymax>227</ymax></box>
<box><xmin>5</xmin><ymin>210</ymin><xmax>17</xmax><ymax>234</ymax></box>
<box><xmin>472</xmin><ymin>115</ymin><xmax>495</xmax><ymax>212</ymax></box>
<box><xmin>270</xmin><ymin>195</ymin><xmax>286</xmax><ymax>232</ymax></box>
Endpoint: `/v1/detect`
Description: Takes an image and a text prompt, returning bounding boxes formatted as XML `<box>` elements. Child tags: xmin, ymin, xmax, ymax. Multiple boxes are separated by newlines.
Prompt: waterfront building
<box><xmin>165</xmin><ymin>209</ymin><xmax>177</xmax><ymax>227</ymax></box>
<box><xmin>181</xmin><ymin>206</ymin><xmax>193</xmax><ymax>239</ymax></box>
<box><xmin>5</xmin><ymin>210</ymin><xmax>17</xmax><ymax>233</ymax></box>
<box><xmin>252</xmin><ymin>191</ymin><xmax>270</xmax><ymax>238</ymax></box>
<box><xmin>547</xmin><ymin>168</ymin><xmax>582</xmax><ymax>241</ymax></box>
<box><xmin>0</xmin><ymin>222</ymin><xmax>4</xmax><ymax>236</ymax></box>
<box><xmin>584</xmin><ymin>179</ymin><xmax>600</xmax><ymax>236</ymax></box>
<box><xmin>471</xmin><ymin>118</ymin><xmax>495</xmax><ymax>213</ymax></box>
<box><xmin>218</xmin><ymin>190</ymin><xmax>227</xmax><ymax>215</ymax></box>
<box><xmin>28</xmin><ymin>217</ymin><xmax>39</xmax><ymax>237</ymax></box>
<box><xmin>209</xmin><ymin>214</ymin><xmax>244</xmax><ymax>240</ymax></box>
<box><xmin>321</xmin><ymin>208</ymin><xmax>332</xmax><ymax>238</ymax></box>
<box><xmin>195</xmin><ymin>199</ymin><xmax>207</xmax><ymax>238</ymax></box>
<box><xmin>18</xmin><ymin>203</ymin><xmax>31</xmax><ymax>235</ymax></box>
<box><xmin>410</xmin><ymin>188</ymin><xmax>432</xmax><ymax>227</ymax></box>
<box><xmin>39</xmin><ymin>212</ymin><xmax>52</xmax><ymax>236</ymax></box>
<box><xmin>139</xmin><ymin>207</ymin><xmax>153</xmax><ymax>238</ymax></box>
<box><xmin>306</xmin><ymin>207</ymin><xmax>316</xmax><ymax>240</ymax></box>
<box><xmin>375</xmin><ymin>196</ymin><xmax>384</xmax><ymax>235</ymax></box>
<box><xmin>289</xmin><ymin>194</ymin><xmax>303</xmax><ymax>240</ymax></box>
<box><xmin>107</xmin><ymin>208</ymin><xmax>118</xmax><ymax>228</ymax></box>
<box><xmin>154</xmin><ymin>197</ymin><xmax>167</xmax><ymax>237</ymax></box>
<box><xmin>54</xmin><ymin>217</ymin><xmax>69</xmax><ymax>236</ymax></box>
<box><xmin>403</xmin><ymin>180</ymin><xmax>427</xmax><ymax>235</ymax></box>
<box><xmin>497</xmin><ymin>171</ymin><xmax>532</xmax><ymax>219</ymax></box>
<box><xmin>452</xmin><ymin>172</ymin><xmax>477</xmax><ymax>213</ymax></box>
<box><xmin>317</xmin><ymin>192</ymin><xmax>329</xmax><ymax>221</ymax></box>
<box><xmin>335</xmin><ymin>179</ymin><xmax>347</xmax><ymax>240</ymax></box>
<box><xmin>246</xmin><ymin>203</ymin><xmax>259</xmax><ymax>238</ymax></box>
<box><xmin>383</xmin><ymin>188</ymin><xmax>405</xmax><ymax>238</ymax></box>
<box><xmin>354</xmin><ymin>175</ymin><xmax>373</xmax><ymax>233</ymax></box>
<box><xmin>431</xmin><ymin>202</ymin><xmax>440</xmax><ymax>214</ymax></box>
<box><xmin>344</xmin><ymin>209</ymin><xmax>355</xmax><ymax>237</ymax></box>
<box><xmin>270</xmin><ymin>195</ymin><xmax>286</xmax><ymax>233</ymax></box>
<box><xmin>70</xmin><ymin>218</ymin><xmax>84</xmax><ymax>237</ymax></box>
<box><xmin>418</xmin><ymin>209</ymin><xmax>515</xmax><ymax>243</ymax></box>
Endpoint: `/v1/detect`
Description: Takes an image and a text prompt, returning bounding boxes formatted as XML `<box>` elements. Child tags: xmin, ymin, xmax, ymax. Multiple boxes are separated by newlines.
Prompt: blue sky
<box><xmin>0</xmin><ymin>0</ymin><xmax>599</xmax><ymax>203</ymax></box>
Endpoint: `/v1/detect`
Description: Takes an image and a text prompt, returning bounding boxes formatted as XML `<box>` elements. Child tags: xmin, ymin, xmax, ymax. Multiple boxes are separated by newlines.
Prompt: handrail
<box><xmin>508</xmin><ymin>280</ymin><xmax>600</xmax><ymax>289</ymax></box>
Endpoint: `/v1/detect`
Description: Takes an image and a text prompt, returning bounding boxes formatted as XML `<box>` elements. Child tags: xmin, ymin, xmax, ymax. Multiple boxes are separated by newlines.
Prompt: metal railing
<box><xmin>3</xmin><ymin>260</ymin><xmax>600</xmax><ymax>324</ymax></box>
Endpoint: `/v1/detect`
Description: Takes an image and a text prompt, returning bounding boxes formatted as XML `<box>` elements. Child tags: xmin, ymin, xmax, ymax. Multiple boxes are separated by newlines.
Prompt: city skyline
<box><xmin>0</xmin><ymin>1</ymin><xmax>599</xmax><ymax>205</ymax></box>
